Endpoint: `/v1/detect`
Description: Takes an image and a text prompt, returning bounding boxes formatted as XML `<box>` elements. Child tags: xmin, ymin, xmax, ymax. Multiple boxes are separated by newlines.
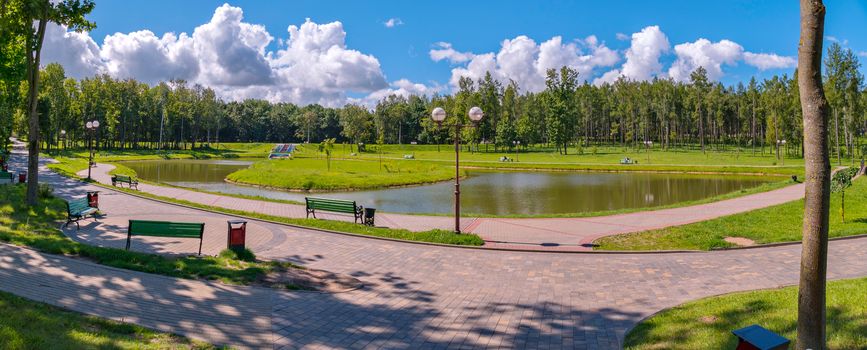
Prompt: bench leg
<box><xmin>125</xmin><ymin>232</ymin><xmax>131</xmax><ymax>251</ymax></box>
<box><xmin>198</xmin><ymin>238</ymin><xmax>203</xmax><ymax>256</ymax></box>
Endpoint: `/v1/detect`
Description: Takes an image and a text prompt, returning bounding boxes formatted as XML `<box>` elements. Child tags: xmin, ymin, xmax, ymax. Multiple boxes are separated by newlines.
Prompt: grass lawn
<box><xmin>348</xmin><ymin>144</ymin><xmax>815</xmax><ymax>175</ymax></box>
<box><xmin>47</xmin><ymin>142</ymin><xmax>274</xmax><ymax>162</ymax></box>
<box><xmin>226</xmin><ymin>156</ymin><xmax>460</xmax><ymax>191</ymax></box>
<box><xmin>0</xmin><ymin>290</ymin><xmax>215</xmax><ymax>349</ymax></box>
<box><xmin>624</xmin><ymin>277</ymin><xmax>867</xmax><ymax>349</ymax></box>
<box><xmin>0</xmin><ymin>184</ymin><xmax>299</xmax><ymax>285</ymax></box>
<box><xmin>596</xmin><ymin>172</ymin><xmax>867</xmax><ymax>251</ymax></box>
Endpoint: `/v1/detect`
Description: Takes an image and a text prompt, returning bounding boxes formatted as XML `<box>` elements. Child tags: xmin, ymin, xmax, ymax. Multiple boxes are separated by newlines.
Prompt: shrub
<box><xmin>218</xmin><ymin>248</ymin><xmax>256</xmax><ymax>262</ymax></box>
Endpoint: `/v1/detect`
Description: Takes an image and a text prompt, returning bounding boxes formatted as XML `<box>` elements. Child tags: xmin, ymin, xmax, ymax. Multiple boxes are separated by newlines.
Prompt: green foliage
<box><xmin>625</xmin><ymin>277</ymin><xmax>867</xmax><ymax>349</ymax></box>
<box><xmin>218</xmin><ymin>248</ymin><xmax>256</xmax><ymax>262</ymax></box>
<box><xmin>0</xmin><ymin>290</ymin><xmax>217</xmax><ymax>349</ymax></box>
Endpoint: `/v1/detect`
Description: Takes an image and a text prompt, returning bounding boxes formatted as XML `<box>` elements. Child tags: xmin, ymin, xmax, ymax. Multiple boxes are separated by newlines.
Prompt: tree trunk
<box><xmin>26</xmin><ymin>18</ymin><xmax>48</xmax><ymax>206</ymax></box>
<box><xmin>796</xmin><ymin>1</ymin><xmax>831</xmax><ymax>349</ymax></box>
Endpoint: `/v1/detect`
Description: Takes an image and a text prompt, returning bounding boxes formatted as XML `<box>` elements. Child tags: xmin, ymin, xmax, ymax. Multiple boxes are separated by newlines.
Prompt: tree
<box><xmin>339</xmin><ymin>104</ymin><xmax>373</xmax><ymax>150</ymax></box>
<box><xmin>4</xmin><ymin>0</ymin><xmax>95</xmax><ymax>205</ymax></box>
<box><xmin>543</xmin><ymin>67</ymin><xmax>578</xmax><ymax>154</ymax></box>
<box><xmin>830</xmin><ymin>168</ymin><xmax>854</xmax><ymax>223</ymax></box>
<box><xmin>689</xmin><ymin>67</ymin><xmax>710</xmax><ymax>153</ymax></box>
<box><xmin>318</xmin><ymin>137</ymin><xmax>335</xmax><ymax>171</ymax></box>
<box><xmin>796</xmin><ymin>1</ymin><xmax>832</xmax><ymax>349</ymax></box>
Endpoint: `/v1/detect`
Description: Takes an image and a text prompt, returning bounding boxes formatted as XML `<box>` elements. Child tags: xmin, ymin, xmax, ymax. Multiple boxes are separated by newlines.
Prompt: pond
<box><xmin>122</xmin><ymin>159</ymin><xmax>776</xmax><ymax>216</ymax></box>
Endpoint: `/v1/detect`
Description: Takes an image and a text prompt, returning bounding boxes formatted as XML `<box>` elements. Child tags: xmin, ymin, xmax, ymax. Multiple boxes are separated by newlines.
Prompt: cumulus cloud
<box><xmin>429</xmin><ymin>42</ymin><xmax>474</xmax><ymax>63</ymax></box>
<box><xmin>384</xmin><ymin>18</ymin><xmax>403</xmax><ymax>28</ymax></box>
<box><xmin>355</xmin><ymin>79</ymin><xmax>441</xmax><ymax>106</ymax></box>
<box><xmin>40</xmin><ymin>3</ymin><xmax>393</xmax><ymax>107</ymax></box>
<box><xmin>616</xmin><ymin>33</ymin><xmax>629</xmax><ymax>41</ymax></box>
<box><xmin>860</xmin><ymin>51</ymin><xmax>867</xmax><ymax>58</ymax></box>
<box><xmin>667</xmin><ymin>38</ymin><xmax>743</xmax><ymax>82</ymax></box>
<box><xmin>41</xmin><ymin>23</ymin><xmax>105</xmax><ymax>78</ymax></box>
<box><xmin>743</xmin><ymin>52</ymin><xmax>797</xmax><ymax>70</ymax></box>
<box><xmin>438</xmin><ymin>35</ymin><xmax>619</xmax><ymax>92</ymax></box>
<box><xmin>596</xmin><ymin>25</ymin><xmax>670</xmax><ymax>84</ymax></box>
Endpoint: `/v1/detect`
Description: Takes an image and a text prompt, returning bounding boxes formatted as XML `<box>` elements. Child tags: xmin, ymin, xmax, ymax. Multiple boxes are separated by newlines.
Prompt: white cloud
<box><xmin>668</xmin><ymin>38</ymin><xmax>743</xmax><ymax>82</ymax></box>
<box><xmin>429</xmin><ymin>42</ymin><xmax>474</xmax><ymax>63</ymax></box>
<box><xmin>384</xmin><ymin>18</ymin><xmax>403</xmax><ymax>28</ymax></box>
<box><xmin>41</xmin><ymin>23</ymin><xmax>105</xmax><ymax>78</ymax></box>
<box><xmin>616</xmin><ymin>32</ymin><xmax>629</xmax><ymax>41</ymax></box>
<box><xmin>101</xmin><ymin>30</ymin><xmax>198</xmax><ymax>84</ymax></box>
<box><xmin>41</xmin><ymin>4</ymin><xmax>390</xmax><ymax>107</ymax></box>
<box><xmin>743</xmin><ymin>52</ymin><xmax>796</xmax><ymax>70</ymax></box>
<box><xmin>438</xmin><ymin>35</ymin><xmax>619</xmax><ymax>92</ymax></box>
<box><xmin>826</xmin><ymin>36</ymin><xmax>848</xmax><ymax>45</ymax></box>
<box><xmin>859</xmin><ymin>51</ymin><xmax>867</xmax><ymax>57</ymax></box>
<box><xmin>356</xmin><ymin>79</ymin><xmax>440</xmax><ymax>106</ymax></box>
<box><xmin>597</xmin><ymin>25</ymin><xmax>670</xmax><ymax>84</ymax></box>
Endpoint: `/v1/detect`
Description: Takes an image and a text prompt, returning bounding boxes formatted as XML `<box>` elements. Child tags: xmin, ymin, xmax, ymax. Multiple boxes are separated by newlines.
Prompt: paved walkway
<box><xmin>82</xmin><ymin>163</ymin><xmax>805</xmax><ymax>251</ymax></box>
<box><xmin>2</xmin><ymin>147</ymin><xmax>867</xmax><ymax>349</ymax></box>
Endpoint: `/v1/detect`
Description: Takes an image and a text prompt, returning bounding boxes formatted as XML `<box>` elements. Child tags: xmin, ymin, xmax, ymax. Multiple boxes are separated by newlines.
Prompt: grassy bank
<box><xmin>0</xmin><ymin>290</ymin><xmax>215</xmax><ymax>349</ymax></box>
<box><xmin>227</xmin><ymin>157</ymin><xmax>460</xmax><ymax>191</ymax></box>
<box><xmin>46</xmin><ymin>142</ymin><xmax>273</xmax><ymax>162</ymax></box>
<box><xmin>0</xmin><ymin>185</ymin><xmax>297</xmax><ymax>285</ymax></box>
<box><xmin>596</xmin><ymin>174</ymin><xmax>867</xmax><ymax>251</ymax></box>
<box><xmin>624</xmin><ymin>277</ymin><xmax>867</xmax><ymax>349</ymax></box>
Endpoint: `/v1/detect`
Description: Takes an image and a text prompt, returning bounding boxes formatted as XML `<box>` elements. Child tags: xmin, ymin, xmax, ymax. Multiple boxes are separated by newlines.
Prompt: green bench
<box><xmin>0</xmin><ymin>171</ymin><xmax>13</xmax><ymax>184</ymax></box>
<box><xmin>65</xmin><ymin>197</ymin><xmax>98</xmax><ymax>229</ymax></box>
<box><xmin>305</xmin><ymin>197</ymin><xmax>364</xmax><ymax>224</ymax></box>
<box><xmin>111</xmin><ymin>174</ymin><xmax>139</xmax><ymax>190</ymax></box>
<box><xmin>127</xmin><ymin>220</ymin><xmax>205</xmax><ymax>255</ymax></box>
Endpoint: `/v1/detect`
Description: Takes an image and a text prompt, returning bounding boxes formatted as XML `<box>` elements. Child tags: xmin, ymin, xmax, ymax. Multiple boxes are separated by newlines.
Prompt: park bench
<box><xmin>620</xmin><ymin>157</ymin><xmax>638</xmax><ymax>165</ymax></box>
<box><xmin>305</xmin><ymin>197</ymin><xmax>364</xmax><ymax>224</ymax></box>
<box><xmin>126</xmin><ymin>220</ymin><xmax>206</xmax><ymax>255</ymax></box>
<box><xmin>64</xmin><ymin>197</ymin><xmax>98</xmax><ymax>229</ymax></box>
<box><xmin>0</xmin><ymin>171</ymin><xmax>13</xmax><ymax>184</ymax></box>
<box><xmin>111</xmin><ymin>174</ymin><xmax>139</xmax><ymax>190</ymax></box>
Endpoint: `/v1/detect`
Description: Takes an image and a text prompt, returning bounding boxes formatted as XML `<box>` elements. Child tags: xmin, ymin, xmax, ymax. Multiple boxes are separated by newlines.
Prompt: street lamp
<box><xmin>431</xmin><ymin>106</ymin><xmax>484</xmax><ymax>234</ymax></box>
<box><xmin>512</xmin><ymin>140</ymin><xmax>521</xmax><ymax>162</ymax></box>
<box><xmin>85</xmin><ymin>120</ymin><xmax>100</xmax><ymax>180</ymax></box>
<box><xmin>643</xmin><ymin>140</ymin><xmax>653</xmax><ymax>163</ymax></box>
<box><xmin>776</xmin><ymin>139</ymin><xmax>786</xmax><ymax>165</ymax></box>
<box><xmin>59</xmin><ymin>130</ymin><xmax>66</xmax><ymax>150</ymax></box>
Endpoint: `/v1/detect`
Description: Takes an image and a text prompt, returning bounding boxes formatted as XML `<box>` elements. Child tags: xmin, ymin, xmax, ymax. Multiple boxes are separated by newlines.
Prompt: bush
<box><xmin>37</xmin><ymin>184</ymin><xmax>54</xmax><ymax>199</ymax></box>
<box><xmin>218</xmin><ymin>248</ymin><xmax>256</xmax><ymax>262</ymax></box>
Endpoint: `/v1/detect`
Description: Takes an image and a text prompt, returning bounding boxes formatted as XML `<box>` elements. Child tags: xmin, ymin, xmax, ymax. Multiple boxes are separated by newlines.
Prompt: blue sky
<box><xmin>43</xmin><ymin>0</ymin><xmax>867</xmax><ymax>105</ymax></box>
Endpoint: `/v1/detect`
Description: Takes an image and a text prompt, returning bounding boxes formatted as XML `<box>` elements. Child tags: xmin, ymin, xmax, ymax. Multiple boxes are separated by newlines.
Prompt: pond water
<box><xmin>122</xmin><ymin>159</ymin><xmax>775</xmax><ymax>215</ymax></box>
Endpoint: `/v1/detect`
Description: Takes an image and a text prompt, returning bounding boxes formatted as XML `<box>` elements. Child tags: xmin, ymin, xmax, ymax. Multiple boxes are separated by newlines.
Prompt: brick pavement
<box><xmin>1</xmin><ymin>149</ymin><xmax>866</xmax><ymax>349</ymax></box>
<box><xmin>81</xmin><ymin>163</ymin><xmax>805</xmax><ymax>251</ymax></box>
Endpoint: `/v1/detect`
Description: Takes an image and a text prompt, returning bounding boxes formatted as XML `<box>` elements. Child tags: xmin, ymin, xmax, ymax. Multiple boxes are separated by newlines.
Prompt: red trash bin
<box><xmin>18</xmin><ymin>171</ymin><xmax>26</xmax><ymax>184</ymax></box>
<box><xmin>227</xmin><ymin>220</ymin><xmax>247</xmax><ymax>252</ymax></box>
<box><xmin>86</xmin><ymin>191</ymin><xmax>100</xmax><ymax>208</ymax></box>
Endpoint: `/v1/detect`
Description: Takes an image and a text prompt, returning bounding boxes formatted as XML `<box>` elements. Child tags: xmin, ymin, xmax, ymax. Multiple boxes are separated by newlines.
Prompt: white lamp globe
<box><xmin>93</xmin><ymin>120</ymin><xmax>100</xmax><ymax>128</ymax></box>
<box><xmin>468</xmin><ymin>106</ymin><xmax>484</xmax><ymax>122</ymax></box>
<box><xmin>86</xmin><ymin>121</ymin><xmax>93</xmax><ymax>129</ymax></box>
<box><xmin>431</xmin><ymin>107</ymin><xmax>447</xmax><ymax>122</ymax></box>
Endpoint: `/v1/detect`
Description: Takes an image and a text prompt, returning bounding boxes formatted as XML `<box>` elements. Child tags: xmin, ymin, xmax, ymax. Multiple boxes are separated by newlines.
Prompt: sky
<box><xmin>42</xmin><ymin>0</ymin><xmax>867</xmax><ymax>107</ymax></box>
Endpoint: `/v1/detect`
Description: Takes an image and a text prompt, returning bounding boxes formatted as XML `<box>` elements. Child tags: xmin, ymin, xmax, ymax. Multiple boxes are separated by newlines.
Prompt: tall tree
<box><xmin>5</xmin><ymin>0</ymin><xmax>95</xmax><ymax>205</ymax></box>
<box><xmin>796</xmin><ymin>1</ymin><xmax>832</xmax><ymax>349</ymax></box>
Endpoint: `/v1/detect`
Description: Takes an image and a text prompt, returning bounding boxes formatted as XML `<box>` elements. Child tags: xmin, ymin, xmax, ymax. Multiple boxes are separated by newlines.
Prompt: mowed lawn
<box><xmin>624</xmin><ymin>277</ymin><xmax>867</xmax><ymax>349</ymax></box>
<box><xmin>226</xmin><ymin>157</ymin><xmax>459</xmax><ymax>191</ymax></box>
<box><xmin>0</xmin><ymin>291</ymin><xmax>215</xmax><ymax>349</ymax></box>
<box><xmin>596</xmin><ymin>175</ymin><xmax>867</xmax><ymax>251</ymax></box>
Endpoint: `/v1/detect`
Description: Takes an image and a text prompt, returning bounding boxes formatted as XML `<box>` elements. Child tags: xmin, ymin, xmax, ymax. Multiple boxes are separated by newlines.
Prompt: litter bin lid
<box><xmin>731</xmin><ymin>325</ymin><xmax>789</xmax><ymax>349</ymax></box>
<box><xmin>228</xmin><ymin>219</ymin><xmax>248</xmax><ymax>224</ymax></box>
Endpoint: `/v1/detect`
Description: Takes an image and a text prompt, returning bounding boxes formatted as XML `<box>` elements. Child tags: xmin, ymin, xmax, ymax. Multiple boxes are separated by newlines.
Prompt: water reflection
<box><xmin>123</xmin><ymin>159</ymin><xmax>774</xmax><ymax>215</ymax></box>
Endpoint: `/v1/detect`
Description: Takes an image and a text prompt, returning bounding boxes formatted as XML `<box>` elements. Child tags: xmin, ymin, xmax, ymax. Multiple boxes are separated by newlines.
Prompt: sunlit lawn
<box><xmin>625</xmin><ymin>277</ymin><xmax>867</xmax><ymax>349</ymax></box>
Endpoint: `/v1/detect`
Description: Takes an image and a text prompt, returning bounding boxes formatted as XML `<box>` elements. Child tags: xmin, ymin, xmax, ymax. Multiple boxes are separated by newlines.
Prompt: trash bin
<box><xmin>18</xmin><ymin>171</ymin><xmax>26</xmax><ymax>184</ymax></box>
<box><xmin>364</xmin><ymin>207</ymin><xmax>376</xmax><ymax>226</ymax></box>
<box><xmin>227</xmin><ymin>220</ymin><xmax>247</xmax><ymax>252</ymax></box>
<box><xmin>86</xmin><ymin>191</ymin><xmax>100</xmax><ymax>208</ymax></box>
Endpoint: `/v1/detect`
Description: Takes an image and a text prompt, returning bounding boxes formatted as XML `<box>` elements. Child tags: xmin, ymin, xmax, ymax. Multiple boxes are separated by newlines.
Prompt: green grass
<box><xmin>226</xmin><ymin>156</ymin><xmax>460</xmax><ymax>191</ymax></box>
<box><xmin>0</xmin><ymin>184</ymin><xmax>299</xmax><ymax>286</ymax></box>
<box><xmin>0</xmin><ymin>290</ymin><xmax>216</xmax><ymax>349</ymax></box>
<box><xmin>596</xmin><ymin>173</ymin><xmax>867</xmax><ymax>251</ymax></box>
<box><xmin>624</xmin><ymin>277</ymin><xmax>867</xmax><ymax>349</ymax></box>
<box><xmin>46</xmin><ymin>142</ymin><xmax>273</xmax><ymax>162</ymax></box>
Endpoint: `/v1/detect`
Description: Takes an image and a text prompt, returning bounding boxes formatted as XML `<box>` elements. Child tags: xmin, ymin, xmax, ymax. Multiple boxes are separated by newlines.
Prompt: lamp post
<box><xmin>513</xmin><ymin>140</ymin><xmax>521</xmax><ymax>162</ymax></box>
<box><xmin>431</xmin><ymin>106</ymin><xmax>484</xmax><ymax>234</ymax></box>
<box><xmin>643</xmin><ymin>140</ymin><xmax>653</xmax><ymax>163</ymax></box>
<box><xmin>776</xmin><ymin>139</ymin><xmax>786</xmax><ymax>165</ymax></box>
<box><xmin>59</xmin><ymin>130</ymin><xmax>66</xmax><ymax>150</ymax></box>
<box><xmin>85</xmin><ymin>120</ymin><xmax>100</xmax><ymax>181</ymax></box>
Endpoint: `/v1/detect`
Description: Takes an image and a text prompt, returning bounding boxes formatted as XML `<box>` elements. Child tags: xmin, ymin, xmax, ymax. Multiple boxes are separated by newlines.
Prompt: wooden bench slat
<box><xmin>127</xmin><ymin>220</ymin><xmax>205</xmax><ymax>255</ymax></box>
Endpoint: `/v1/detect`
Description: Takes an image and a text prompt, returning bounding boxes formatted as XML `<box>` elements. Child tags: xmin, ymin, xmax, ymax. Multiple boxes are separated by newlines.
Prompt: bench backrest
<box><xmin>66</xmin><ymin>198</ymin><xmax>92</xmax><ymax>214</ymax></box>
<box><xmin>115</xmin><ymin>175</ymin><xmax>133</xmax><ymax>182</ymax></box>
<box><xmin>128</xmin><ymin>220</ymin><xmax>204</xmax><ymax>238</ymax></box>
<box><xmin>0</xmin><ymin>172</ymin><xmax>13</xmax><ymax>180</ymax></box>
<box><xmin>306</xmin><ymin>197</ymin><xmax>358</xmax><ymax>213</ymax></box>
